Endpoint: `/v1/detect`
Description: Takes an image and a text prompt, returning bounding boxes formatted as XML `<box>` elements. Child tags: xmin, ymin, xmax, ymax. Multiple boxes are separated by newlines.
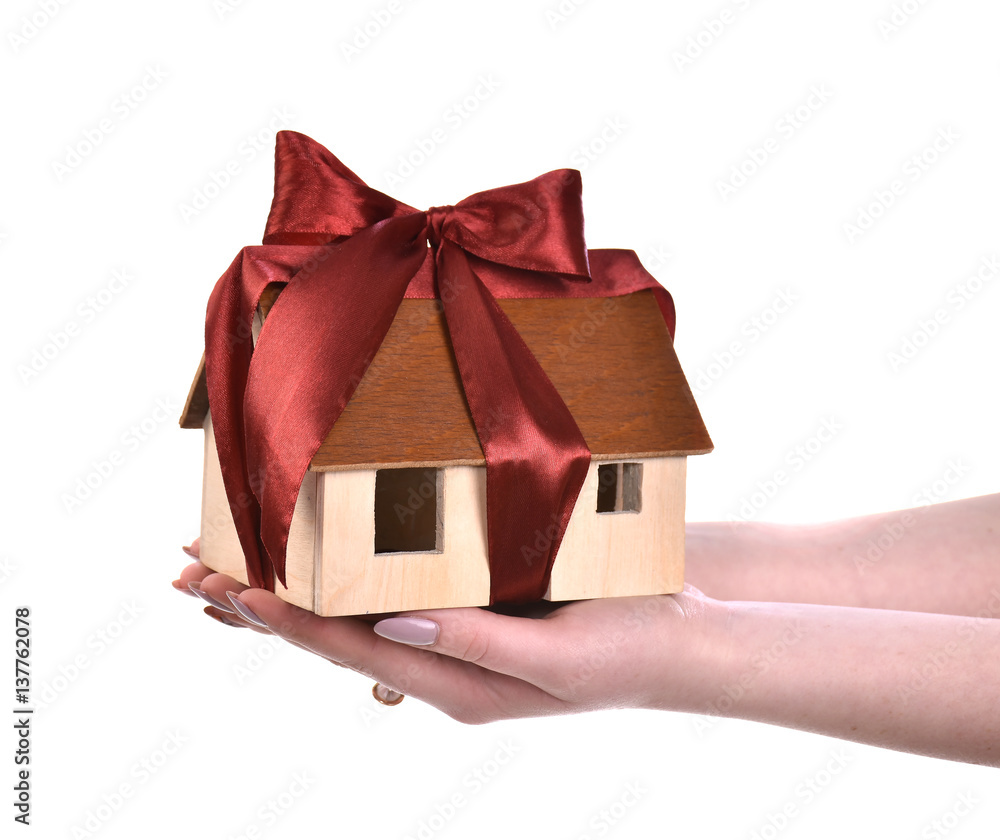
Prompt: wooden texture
<box><xmin>282</xmin><ymin>469</ymin><xmax>318</xmax><ymax>610</ymax></box>
<box><xmin>200</xmin><ymin>421</ymin><xmax>684</xmax><ymax>614</ymax></box>
<box><xmin>179</xmin><ymin>354</ymin><xmax>208</xmax><ymax>430</ymax></box>
<box><xmin>199</xmin><ymin>413</ymin><xmax>249</xmax><ymax>580</ymax></box>
<box><xmin>179</xmin><ymin>291</ymin><xmax>713</xmax><ymax>467</ymax></box>
<box><xmin>316</xmin><ymin>466</ymin><xmax>491</xmax><ymax>615</ymax></box>
<box><xmin>200</xmin><ymin>413</ymin><xmax>318</xmax><ymax>607</ymax></box>
<box><xmin>547</xmin><ymin>457</ymin><xmax>686</xmax><ymax>602</ymax></box>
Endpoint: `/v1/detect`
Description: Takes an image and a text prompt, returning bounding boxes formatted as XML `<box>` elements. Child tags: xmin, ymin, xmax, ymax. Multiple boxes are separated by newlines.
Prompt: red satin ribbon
<box><xmin>204</xmin><ymin>131</ymin><xmax>675</xmax><ymax>604</ymax></box>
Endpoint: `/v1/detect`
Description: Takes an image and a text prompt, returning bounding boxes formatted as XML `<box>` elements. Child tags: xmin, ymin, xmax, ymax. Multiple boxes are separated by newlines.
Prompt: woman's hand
<box><xmin>173</xmin><ymin>527</ymin><xmax>1000</xmax><ymax>764</ymax></box>
<box><xmin>173</xmin><ymin>541</ymin><xmax>729</xmax><ymax>723</ymax></box>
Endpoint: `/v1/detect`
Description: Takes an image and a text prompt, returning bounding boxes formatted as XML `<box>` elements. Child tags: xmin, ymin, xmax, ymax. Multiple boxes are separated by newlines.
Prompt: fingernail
<box><xmin>172</xmin><ymin>580</ymin><xmax>199</xmax><ymax>597</ymax></box>
<box><xmin>373</xmin><ymin>616</ymin><xmax>439</xmax><ymax>646</ymax></box>
<box><xmin>226</xmin><ymin>592</ymin><xmax>268</xmax><ymax>628</ymax></box>
<box><xmin>188</xmin><ymin>583</ymin><xmax>235</xmax><ymax>613</ymax></box>
<box><xmin>182</xmin><ymin>545</ymin><xmax>198</xmax><ymax>558</ymax></box>
<box><xmin>206</xmin><ymin>609</ymin><xmax>243</xmax><ymax>628</ymax></box>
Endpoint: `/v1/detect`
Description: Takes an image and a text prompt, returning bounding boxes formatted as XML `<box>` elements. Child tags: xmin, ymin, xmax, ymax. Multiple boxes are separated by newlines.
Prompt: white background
<box><xmin>4</xmin><ymin>0</ymin><xmax>1000</xmax><ymax>837</ymax></box>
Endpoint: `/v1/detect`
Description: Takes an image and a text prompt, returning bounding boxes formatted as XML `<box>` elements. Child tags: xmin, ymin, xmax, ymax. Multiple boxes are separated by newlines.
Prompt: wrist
<box><xmin>641</xmin><ymin>588</ymin><xmax>737</xmax><ymax>715</ymax></box>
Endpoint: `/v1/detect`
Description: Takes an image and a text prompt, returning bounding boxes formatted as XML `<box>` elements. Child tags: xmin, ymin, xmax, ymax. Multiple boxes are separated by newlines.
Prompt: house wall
<box><xmin>200</xmin><ymin>417</ymin><xmax>685</xmax><ymax>615</ymax></box>
<box><xmin>200</xmin><ymin>414</ymin><xmax>317</xmax><ymax>609</ymax></box>
<box><xmin>548</xmin><ymin>456</ymin><xmax>687</xmax><ymax>602</ymax></box>
<box><xmin>200</xmin><ymin>413</ymin><xmax>250</xmax><ymax>584</ymax></box>
<box><xmin>315</xmin><ymin>456</ymin><xmax>685</xmax><ymax>615</ymax></box>
<box><xmin>315</xmin><ymin>466</ymin><xmax>491</xmax><ymax>616</ymax></box>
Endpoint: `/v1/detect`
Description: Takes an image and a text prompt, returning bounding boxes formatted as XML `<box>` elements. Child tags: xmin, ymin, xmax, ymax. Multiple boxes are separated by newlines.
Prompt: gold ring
<box><xmin>372</xmin><ymin>682</ymin><xmax>404</xmax><ymax>706</ymax></box>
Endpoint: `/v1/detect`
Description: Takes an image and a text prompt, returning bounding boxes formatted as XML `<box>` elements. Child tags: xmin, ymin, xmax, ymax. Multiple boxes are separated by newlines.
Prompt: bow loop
<box><xmin>444</xmin><ymin>169</ymin><xmax>591</xmax><ymax>279</ymax></box>
<box><xmin>264</xmin><ymin>132</ymin><xmax>591</xmax><ymax>283</ymax></box>
<box><xmin>263</xmin><ymin>130</ymin><xmax>416</xmax><ymax>246</ymax></box>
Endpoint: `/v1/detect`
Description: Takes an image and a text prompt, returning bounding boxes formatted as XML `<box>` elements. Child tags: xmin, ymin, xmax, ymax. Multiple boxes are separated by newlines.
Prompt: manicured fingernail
<box><xmin>188</xmin><ymin>583</ymin><xmax>235</xmax><ymax>613</ymax></box>
<box><xmin>206</xmin><ymin>609</ymin><xmax>243</xmax><ymax>628</ymax></box>
<box><xmin>172</xmin><ymin>580</ymin><xmax>199</xmax><ymax>597</ymax></box>
<box><xmin>182</xmin><ymin>545</ymin><xmax>198</xmax><ymax>558</ymax></box>
<box><xmin>373</xmin><ymin>616</ymin><xmax>439</xmax><ymax>646</ymax></box>
<box><xmin>226</xmin><ymin>592</ymin><xmax>268</xmax><ymax>628</ymax></box>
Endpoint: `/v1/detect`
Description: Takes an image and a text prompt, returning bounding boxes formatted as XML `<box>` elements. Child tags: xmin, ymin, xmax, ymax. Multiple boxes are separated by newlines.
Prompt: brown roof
<box><xmin>180</xmin><ymin>289</ymin><xmax>712</xmax><ymax>470</ymax></box>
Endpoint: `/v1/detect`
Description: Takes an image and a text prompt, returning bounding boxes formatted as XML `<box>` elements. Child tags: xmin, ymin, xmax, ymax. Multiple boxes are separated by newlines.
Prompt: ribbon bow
<box><xmin>204</xmin><ymin>130</ymin><xmax>672</xmax><ymax>604</ymax></box>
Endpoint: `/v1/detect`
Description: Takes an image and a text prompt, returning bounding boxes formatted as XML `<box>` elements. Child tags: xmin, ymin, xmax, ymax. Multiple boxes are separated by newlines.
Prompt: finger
<box><xmin>176</xmin><ymin>560</ymin><xmax>212</xmax><ymax>589</ymax></box>
<box><xmin>171</xmin><ymin>579</ymin><xmax>200</xmax><ymax>597</ymax></box>
<box><xmin>371</xmin><ymin>607</ymin><xmax>566</xmax><ymax>686</ymax></box>
<box><xmin>374</xmin><ymin>595</ymin><xmax>699</xmax><ymax>709</ymax></box>
<box><xmin>173</xmin><ymin>539</ymin><xmax>205</xmax><ymax>596</ymax></box>
<box><xmin>191</xmin><ymin>571</ymin><xmax>253</xmax><ymax>616</ymax></box>
<box><xmin>173</xmin><ymin>548</ymin><xmax>212</xmax><ymax>596</ymax></box>
<box><xmin>178</xmin><ymin>566</ymin><xmax>333</xmax><ymax>648</ymax></box>
<box><xmin>173</xmin><ymin>543</ymin><xmax>265</xmax><ymax>635</ymax></box>
<box><xmin>203</xmin><ymin>605</ymin><xmax>252</xmax><ymax>629</ymax></box>
<box><xmin>232</xmin><ymin>590</ymin><xmax>570</xmax><ymax>723</ymax></box>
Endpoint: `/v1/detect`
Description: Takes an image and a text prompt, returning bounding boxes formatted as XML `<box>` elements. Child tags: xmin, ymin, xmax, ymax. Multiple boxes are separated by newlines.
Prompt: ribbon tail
<box><xmin>437</xmin><ymin>244</ymin><xmax>592</xmax><ymax>604</ymax></box>
<box><xmin>242</xmin><ymin>215</ymin><xmax>429</xmax><ymax>587</ymax></box>
<box><xmin>204</xmin><ymin>248</ymin><xmax>281</xmax><ymax>590</ymax></box>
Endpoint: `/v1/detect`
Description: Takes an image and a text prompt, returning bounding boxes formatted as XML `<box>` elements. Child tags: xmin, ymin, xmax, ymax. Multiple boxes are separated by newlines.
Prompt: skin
<box><xmin>173</xmin><ymin>493</ymin><xmax>1000</xmax><ymax>766</ymax></box>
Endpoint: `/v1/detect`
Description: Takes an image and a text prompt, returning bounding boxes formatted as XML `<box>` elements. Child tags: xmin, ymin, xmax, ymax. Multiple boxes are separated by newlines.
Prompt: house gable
<box><xmin>181</xmin><ymin>290</ymin><xmax>712</xmax><ymax>470</ymax></box>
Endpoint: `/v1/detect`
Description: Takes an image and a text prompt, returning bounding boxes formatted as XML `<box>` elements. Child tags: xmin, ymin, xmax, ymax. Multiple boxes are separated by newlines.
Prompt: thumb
<box><xmin>373</xmin><ymin>608</ymin><xmax>559</xmax><ymax>684</ymax></box>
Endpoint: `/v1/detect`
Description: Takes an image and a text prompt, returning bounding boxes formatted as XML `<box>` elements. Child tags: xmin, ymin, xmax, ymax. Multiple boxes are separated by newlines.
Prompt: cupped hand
<box><xmin>172</xmin><ymin>540</ymin><xmax>727</xmax><ymax>723</ymax></box>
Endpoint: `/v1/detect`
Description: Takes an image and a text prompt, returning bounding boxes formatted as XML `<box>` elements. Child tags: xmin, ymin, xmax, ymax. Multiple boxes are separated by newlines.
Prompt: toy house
<box><xmin>180</xmin><ymin>274</ymin><xmax>712</xmax><ymax>616</ymax></box>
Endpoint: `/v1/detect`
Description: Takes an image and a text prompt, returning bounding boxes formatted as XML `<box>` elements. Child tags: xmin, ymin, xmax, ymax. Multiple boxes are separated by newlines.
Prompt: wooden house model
<box><xmin>179</xmin><ymin>281</ymin><xmax>712</xmax><ymax>616</ymax></box>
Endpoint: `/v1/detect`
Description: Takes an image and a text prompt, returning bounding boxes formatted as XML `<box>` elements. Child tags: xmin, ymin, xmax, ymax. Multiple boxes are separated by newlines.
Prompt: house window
<box><xmin>374</xmin><ymin>468</ymin><xmax>442</xmax><ymax>554</ymax></box>
<box><xmin>596</xmin><ymin>462</ymin><xmax>642</xmax><ymax>514</ymax></box>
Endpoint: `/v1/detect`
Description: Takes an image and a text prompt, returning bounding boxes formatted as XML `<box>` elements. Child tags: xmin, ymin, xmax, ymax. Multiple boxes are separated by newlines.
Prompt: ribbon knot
<box><xmin>425</xmin><ymin>204</ymin><xmax>453</xmax><ymax>248</ymax></box>
<box><xmin>204</xmin><ymin>131</ymin><xmax>651</xmax><ymax>605</ymax></box>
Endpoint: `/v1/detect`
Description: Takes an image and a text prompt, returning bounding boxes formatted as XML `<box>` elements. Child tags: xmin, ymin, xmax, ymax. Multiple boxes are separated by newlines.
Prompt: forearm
<box><xmin>673</xmin><ymin>597</ymin><xmax>1000</xmax><ymax>766</ymax></box>
<box><xmin>684</xmin><ymin>493</ymin><xmax>1000</xmax><ymax>615</ymax></box>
